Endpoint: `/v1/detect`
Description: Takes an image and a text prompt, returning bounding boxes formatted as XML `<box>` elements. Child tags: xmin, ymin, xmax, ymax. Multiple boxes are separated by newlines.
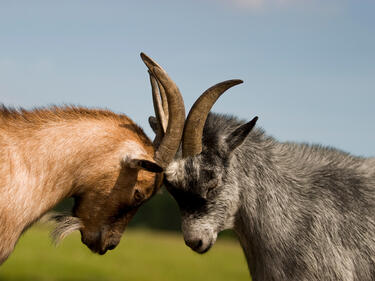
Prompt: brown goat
<box><xmin>0</xmin><ymin>53</ymin><xmax>185</xmax><ymax>264</ymax></box>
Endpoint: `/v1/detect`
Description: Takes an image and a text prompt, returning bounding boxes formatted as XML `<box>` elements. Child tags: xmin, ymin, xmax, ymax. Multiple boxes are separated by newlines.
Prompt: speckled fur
<box><xmin>165</xmin><ymin>113</ymin><xmax>375</xmax><ymax>281</ymax></box>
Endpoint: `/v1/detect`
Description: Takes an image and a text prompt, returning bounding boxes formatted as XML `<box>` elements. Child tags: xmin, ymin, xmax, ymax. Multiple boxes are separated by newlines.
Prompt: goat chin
<box><xmin>48</xmin><ymin>212</ymin><xmax>83</xmax><ymax>245</ymax></box>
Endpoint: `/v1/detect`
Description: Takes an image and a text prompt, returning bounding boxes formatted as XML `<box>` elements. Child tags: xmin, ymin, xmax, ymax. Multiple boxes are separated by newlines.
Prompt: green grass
<box><xmin>0</xmin><ymin>224</ymin><xmax>250</xmax><ymax>281</ymax></box>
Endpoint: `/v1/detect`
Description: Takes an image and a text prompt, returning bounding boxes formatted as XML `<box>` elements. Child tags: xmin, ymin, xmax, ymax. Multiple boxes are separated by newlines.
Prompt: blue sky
<box><xmin>1</xmin><ymin>0</ymin><xmax>374</xmax><ymax>156</ymax></box>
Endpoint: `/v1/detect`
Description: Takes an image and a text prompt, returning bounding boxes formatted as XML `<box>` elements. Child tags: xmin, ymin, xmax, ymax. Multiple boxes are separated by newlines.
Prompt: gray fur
<box><xmin>165</xmin><ymin>112</ymin><xmax>375</xmax><ymax>281</ymax></box>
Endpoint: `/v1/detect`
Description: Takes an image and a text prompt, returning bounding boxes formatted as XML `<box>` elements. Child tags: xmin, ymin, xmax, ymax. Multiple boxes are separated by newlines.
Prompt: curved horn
<box><xmin>141</xmin><ymin>53</ymin><xmax>185</xmax><ymax>168</ymax></box>
<box><xmin>182</xmin><ymin>80</ymin><xmax>243</xmax><ymax>157</ymax></box>
<box><xmin>149</xmin><ymin>71</ymin><xmax>168</xmax><ymax>134</ymax></box>
<box><xmin>149</xmin><ymin>72</ymin><xmax>166</xmax><ymax>150</ymax></box>
<box><xmin>157</xmin><ymin>78</ymin><xmax>169</xmax><ymax>130</ymax></box>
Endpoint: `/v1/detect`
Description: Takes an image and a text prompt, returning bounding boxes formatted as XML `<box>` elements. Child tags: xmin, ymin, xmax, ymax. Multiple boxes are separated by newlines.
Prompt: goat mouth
<box><xmin>85</xmin><ymin>243</ymin><xmax>108</xmax><ymax>255</ymax></box>
<box><xmin>87</xmin><ymin>241</ymin><xmax>119</xmax><ymax>255</ymax></box>
<box><xmin>190</xmin><ymin>240</ymin><xmax>213</xmax><ymax>254</ymax></box>
<box><xmin>185</xmin><ymin>235</ymin><xmax>215</xmax><ymax>254</ymax></box>
<box><xmin>196</xmin><ymin>243</ymin><xmax>213</xmax><ymax>254</ymax></box>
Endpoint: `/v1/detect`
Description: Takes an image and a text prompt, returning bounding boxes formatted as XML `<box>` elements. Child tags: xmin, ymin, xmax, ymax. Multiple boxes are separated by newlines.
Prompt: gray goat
<box><xmin>146</xmin><ymin>56</ymin><xmax>375</xmax><ymax>281</ymax></box>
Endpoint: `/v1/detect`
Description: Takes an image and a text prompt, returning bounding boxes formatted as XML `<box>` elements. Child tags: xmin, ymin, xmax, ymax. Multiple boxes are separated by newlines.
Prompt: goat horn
<box><xmin>157</xmin><ymin>77</ymin><xmax>169</xmax><ymax>131</ymax></box>
<box><xmin>141</xmin><ymin>53</ymin><xmax>185</xmax><ymax>168</ymax></box>
<box><xmin>149</xmin><ymin>72</ymin><xmax>166</xmax><ymax>148</ymax></box>
<box><xmin>182</xmin><ymin>79</ymin><xmax>243</xmax><ymax>157</ymax></box>
<box><xmin>149</xmin><ymin>71</ymin><xmax>168</xmax><ymax>134</ymax></box>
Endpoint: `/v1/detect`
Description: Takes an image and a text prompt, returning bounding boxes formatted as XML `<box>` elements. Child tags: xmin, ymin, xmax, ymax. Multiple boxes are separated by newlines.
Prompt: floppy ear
<box><xmin>123</xmin><ymin>156</ymin><xmax>163</xmax><ymax>173</ymax></box>
<box><xmin>120</xmin><ymin>140</ymin><xmax>163</xmax><ymax>173</ymax></box>
<box><xmin>226</xmin><ymin>116</ymin><xmax>258</xmax><ymax>152</ymax></box>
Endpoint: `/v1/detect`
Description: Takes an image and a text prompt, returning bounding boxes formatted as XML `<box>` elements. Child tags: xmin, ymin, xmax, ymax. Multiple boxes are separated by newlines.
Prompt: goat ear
<box><xmin>226</xmin><ymin>116</ymin><xmax>258</xmax><ymax>152</ymax></box>
<box><xmin>122</xmin><ymin>156</ymin><xmax>163</xmax><ymax>173</ymax></box>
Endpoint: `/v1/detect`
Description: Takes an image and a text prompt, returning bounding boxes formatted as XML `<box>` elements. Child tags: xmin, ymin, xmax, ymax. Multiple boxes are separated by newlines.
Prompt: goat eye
<box><xmin>134</xmin><ymin>189</ymin><xmax>144</xmax><ymax>202</ymax></box>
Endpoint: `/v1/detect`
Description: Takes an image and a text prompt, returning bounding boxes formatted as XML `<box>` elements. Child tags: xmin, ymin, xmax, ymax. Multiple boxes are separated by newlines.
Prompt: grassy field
<box><xmin>0</xmin><ymin>224</ymin><xmax>250</xmax><ymax>281</ymax></box>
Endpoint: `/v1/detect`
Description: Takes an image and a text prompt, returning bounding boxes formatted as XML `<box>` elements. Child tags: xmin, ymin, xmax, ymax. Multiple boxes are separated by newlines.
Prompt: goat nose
<box><xmin>106</xmin><ymin>243</ymin><xmax>117</xmax><ymax>251</ymax></box>
<box><xmin>185</xmin><ymin>238</ymin><xmax>203</xmax><ymax>250</ymax></box>
<box><xmin>98</xmin><ymin>248</ymin><xmax>107</xmax><ymax>255</ymax></box>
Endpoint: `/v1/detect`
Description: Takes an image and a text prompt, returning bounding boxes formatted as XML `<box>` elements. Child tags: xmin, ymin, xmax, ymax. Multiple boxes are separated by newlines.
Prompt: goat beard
<box><xmin>46</xmin><ymin>212</ymin><xmax>83</xmax><ymax>245</ymax></box>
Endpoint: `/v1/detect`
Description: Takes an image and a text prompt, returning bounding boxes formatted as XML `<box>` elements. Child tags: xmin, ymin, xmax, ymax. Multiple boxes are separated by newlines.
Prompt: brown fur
<box><xmin>0</xmin><ymin>105</ymin><xmax>161</xmax><ymax>263</ymax></box>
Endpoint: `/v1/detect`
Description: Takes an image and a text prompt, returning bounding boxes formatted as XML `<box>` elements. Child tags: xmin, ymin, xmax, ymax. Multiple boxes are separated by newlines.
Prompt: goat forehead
<box><xmin>166</xmin><ymin>159</ymin><xmax>187</xmax><ymax>183</ymax></box>
<box><xmin>121</xmin><ymin>140</ymin><xmax>148</xmax><ymax>159</ymax></box>
<box><xmin>167</xmin><ymin>153</ymin><xmax>222</xmax><ymax>175</ymax></box>
<box><xmin>184</xmin><ymin>158</ymin><xmax>202</xmax><ymax>179</ymax></box>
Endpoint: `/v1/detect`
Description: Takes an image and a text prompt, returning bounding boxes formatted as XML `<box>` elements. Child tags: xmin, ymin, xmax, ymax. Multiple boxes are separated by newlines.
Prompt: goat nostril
<box><xmin>107</xmin><ymin>244</ymin><xmax>117</xmax><ymax>251</ymax></box>
<box><xmin>185</xmin><ymin>239</ymin><xmax>203</xmax><ymax>250</ymax></box>
<box><xmin>98</xmin><ymin>249</ymin><xmax>108</xmax><ymax>255</ymax></box>
<box><xmin>197</xmin><ymin>239</ymin><xmax>203</xmax><ymax>248</ymax></box>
